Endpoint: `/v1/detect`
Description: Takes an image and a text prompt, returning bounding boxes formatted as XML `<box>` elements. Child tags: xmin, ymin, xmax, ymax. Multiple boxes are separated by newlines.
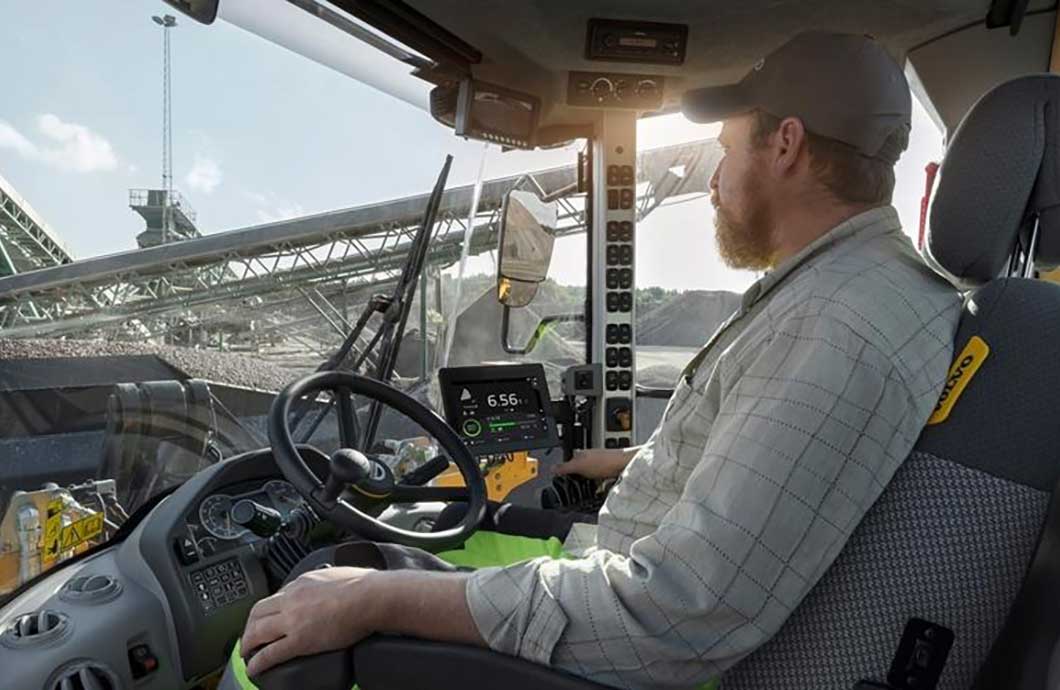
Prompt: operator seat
<box><xmin>259</xmin><ymin>74</ymin><xmax>1060</xmax><ymax>690</ymax></box>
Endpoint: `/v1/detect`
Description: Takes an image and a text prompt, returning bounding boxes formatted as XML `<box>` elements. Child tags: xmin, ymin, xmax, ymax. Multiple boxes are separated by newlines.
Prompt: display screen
<box><xmin>455</xmin><ymin>80</ymin><xmax>540</xmax><ymax>149</ymax></box>
<box><xmin>438</xmin><ymin>365</ymin><xmax>559</xmax><ymax>456</ymax></box>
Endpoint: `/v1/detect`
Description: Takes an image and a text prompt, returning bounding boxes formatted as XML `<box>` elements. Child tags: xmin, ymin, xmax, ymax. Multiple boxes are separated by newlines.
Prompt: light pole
<box><xmin>152</xmin><ymin>14</ymin><xmax>177</xmax><ymax>244</ymax></box>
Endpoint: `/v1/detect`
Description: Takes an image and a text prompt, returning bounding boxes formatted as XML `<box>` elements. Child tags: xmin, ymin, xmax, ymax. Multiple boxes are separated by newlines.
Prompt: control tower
<box><xmin>128</xmin><ymin>189</ymin><xmax>200</xmax><ymax>248</ymax></box>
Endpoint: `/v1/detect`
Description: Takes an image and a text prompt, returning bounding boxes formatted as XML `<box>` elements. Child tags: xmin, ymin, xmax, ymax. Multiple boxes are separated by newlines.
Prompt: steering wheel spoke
<box><xmin>269</xmin><ymin>372</ymin><xmax>487</xmax><ymax>550</ymax></box>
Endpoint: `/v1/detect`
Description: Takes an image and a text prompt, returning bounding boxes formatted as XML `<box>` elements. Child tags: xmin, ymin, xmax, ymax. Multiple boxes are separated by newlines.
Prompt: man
<box><xmin>235</xmin><ymin>31</ymin><xmax>961</xmax><ymax>689</ymax></box>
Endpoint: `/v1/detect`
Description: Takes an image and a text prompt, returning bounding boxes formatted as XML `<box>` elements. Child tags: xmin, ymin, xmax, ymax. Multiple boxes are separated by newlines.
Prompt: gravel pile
<box><xmin>0</xmin><ymin>338</ymin><xmax>314</xmax><ymax>392</ymax></box>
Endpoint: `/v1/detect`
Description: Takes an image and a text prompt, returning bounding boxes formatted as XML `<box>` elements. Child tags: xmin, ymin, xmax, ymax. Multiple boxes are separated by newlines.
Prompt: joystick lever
<box><xmin>322</xmin><ymin>448</ymin><xmax>372</xmax><ymax>503</ymax></box>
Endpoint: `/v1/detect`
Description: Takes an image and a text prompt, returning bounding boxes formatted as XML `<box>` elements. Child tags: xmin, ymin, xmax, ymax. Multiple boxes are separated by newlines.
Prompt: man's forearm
<box><xmin>365</xmin><ymin>569</ymin><xmax>486</xmax><ymax>647</ymax></box>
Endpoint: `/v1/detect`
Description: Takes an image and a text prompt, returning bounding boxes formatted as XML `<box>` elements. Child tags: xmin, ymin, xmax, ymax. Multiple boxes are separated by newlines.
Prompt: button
<box><xmin>606</xmin><ymin>245</ymin><xmax>620</xmax><ymax>265</ymax></box>
<box><xmin>605</xmin><ymin>438</ymin><xmax>618</xmax><ymax>449</ymax></box>
<box><xmin>461</xmin><ymin>418</ymin><xmax>482</xmax><ymax>437</ymax></box>
<box><xmin>619</xmin><ymin>293</ymin><xmax>633</xmax><ymax>312</ymax></box>
<box><xmin>129</xmin><ymin>644</ymin><xmax>160</xmax><ymax>679</ymax></box>
<box><xmin>606</xmin><ymin>347</ymin><xmax>618</xmax><ymax>367</ymax></box>
<box><xmin>607</xmin><ymin>189</ymin><xmax>619</xmax><ymax>209</ymax></box>
<box><xmin>205</xmin><ymin>566</ymin><xmax>216</xmax><ymax>577</ymax></box>
<box><xmin>619</xmin><ymin>246</ymin><xmax>633</xmax><ymax>264</ymax></box>
<box><xmin>606</xmin><ymin>293</ymin><xmax>619</xmax><ymax>312</ymax></box>
<box><xmin>618</xmin><ymin>371</ymin><xmax>632</xmax><ymax>390</ymax></box>
<box><xmin>606</xmin><ymin>269</ymin><xmax>619</xmax><ymax>289</ymax></box>
<box><xmin>606</xmin><ymin>221</ymin><xmax>620</xmax><ymax>241</ymax></box>
<box><xmin>174</xmin><ymin>537</ymin><xmax>198</xmax><ymax>566</ymax></box>
<box><xmin>190</xmin><ymin>572</ymin><xmax>204</xmax><ymax>584</ymax></box>
<box><xmin>618</xmin><ymin>348</ymin><xmax>632</xmax><ymax>367</ymax></box>
<box><xmin>619</xmin><ymin>268</ymin><xmax>633</xmax><ymax>289</ymax></box>
<box><xmin>620</xmin><ymin>188</ymin><xmax>634</xmax><ymax>209</ymax></box>
<box><xmin>616</xmin><ymin>437</ymin><xmax>631</xmax><ymax>448</ymax></box>
<box><xmin>607</xmin><ymin>165</ymin><xmax>619</xmax><ymax>186</ymax></box>
<box><xmin>606</xmin><ymin>324</ymin><xmax>619</xmax><ymax>343</ymax></box>
<box><xmin>619</xmin><ymin>221</ymin><xmax>633</xmax><ymax>241</ymax></box>
<box><xmin>606</xmin><ymin>372</ymin><xmax>618</xmax><ymax>390</ymax></box>
<box><xmin>619</xmin><ymin>165</ymin><xmax>634</xmax><ymax>185</ymax></box>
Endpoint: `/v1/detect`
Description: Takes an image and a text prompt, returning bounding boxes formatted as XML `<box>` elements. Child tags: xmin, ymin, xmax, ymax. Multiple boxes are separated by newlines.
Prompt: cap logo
<box><xmin>753</xmin><ymin>58</ymin><xmax>766</xmax><ymax>71</ymax></box>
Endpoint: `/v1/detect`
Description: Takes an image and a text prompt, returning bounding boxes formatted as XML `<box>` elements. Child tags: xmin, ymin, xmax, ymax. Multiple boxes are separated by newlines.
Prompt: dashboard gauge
<box><xmin>198</xmin><ymin>494</ymin><xmax>249</xmax><ymax>540</ymax></box>
<box><xmin>263</xmin><ymin>480</ymin><xmax>303</xmax><ymax>514</ymax></box>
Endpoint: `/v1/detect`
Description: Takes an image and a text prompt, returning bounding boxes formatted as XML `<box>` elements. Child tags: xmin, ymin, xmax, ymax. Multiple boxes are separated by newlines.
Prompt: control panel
<box><xmin>186</xmin><ymin>557</ymin><xmax>249</xmax><ymax>615</ymax></box>
<box><xmin>568</xmin><ymin>71</ymin><xmax>665</xmax><ymax>111</ymax></box>
<box><xmin>439</xmin><ymin>364</ymin><xmax>560</xmax><ymax>456</ymax></box>
<box><xmin>592</xmin><ymin>111</ymin><xmax>637</xmax><ymax>448</ymax></box>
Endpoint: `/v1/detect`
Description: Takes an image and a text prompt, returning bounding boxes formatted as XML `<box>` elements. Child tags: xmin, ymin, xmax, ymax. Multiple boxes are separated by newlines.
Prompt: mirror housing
<box><xmin>496</xmin><ymin>189</ymin><xmax>558</xmax><ymax>308</ymax></box>
<box><xmin>162</xmin><ymin>0</ymin><xmax>219</xmax><ymax>24</ymax></box>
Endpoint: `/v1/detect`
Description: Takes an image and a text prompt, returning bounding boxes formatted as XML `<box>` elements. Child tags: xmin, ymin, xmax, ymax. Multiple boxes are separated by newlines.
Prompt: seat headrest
<box><xmin>927</xmin><ymin>74</ymin><xmax>1060</xmax><ymax>285</ymax></box>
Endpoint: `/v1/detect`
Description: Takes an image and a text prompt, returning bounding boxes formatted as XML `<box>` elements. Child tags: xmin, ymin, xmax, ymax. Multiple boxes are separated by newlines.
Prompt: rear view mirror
<box><xmin>497</xmin><ymin>189</ymin><xmax>558</xmax><ymax>308</ymax></box>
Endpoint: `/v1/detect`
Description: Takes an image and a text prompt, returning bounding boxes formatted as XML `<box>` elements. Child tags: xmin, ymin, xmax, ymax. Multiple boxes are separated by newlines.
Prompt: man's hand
<box><xmin>240</xmin><ymin>567</ymin><xmax>483</xmax><ymax>679</ymax></box>
<box><xmin>241</xmin><ymin>566</ymin><xmax>380</xmax><ymax>678</ymax></box>
<box><xmin>554</xmin><ymin>446</ymin><xmax>638</xmax><ymax>480</ymax></box>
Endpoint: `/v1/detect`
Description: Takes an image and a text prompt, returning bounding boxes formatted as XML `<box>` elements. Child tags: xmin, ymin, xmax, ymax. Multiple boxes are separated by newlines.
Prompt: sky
<box><xmin>0</xmin><ymin>1</ymin><xmax>943</xmax><ymax>297</ymax></box>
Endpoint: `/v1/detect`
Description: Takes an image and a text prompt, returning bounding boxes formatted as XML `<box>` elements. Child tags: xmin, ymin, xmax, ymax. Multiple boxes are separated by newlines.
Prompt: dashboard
<box><xmin>192</xmin><ymin>479</ymin><xmax>303</xmax><ymax>547</ymax></box>
<box><xmin>0</xmin><ymin>446</ymin><xmax>328</xmax><ymax>690</ymax></box>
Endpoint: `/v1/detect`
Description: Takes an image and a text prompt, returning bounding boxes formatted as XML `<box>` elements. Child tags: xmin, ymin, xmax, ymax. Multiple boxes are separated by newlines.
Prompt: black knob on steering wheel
<box><xmin>268</xmin><ymin>371</ymin><xmax>487</xmax><ymax>550</ymax></box>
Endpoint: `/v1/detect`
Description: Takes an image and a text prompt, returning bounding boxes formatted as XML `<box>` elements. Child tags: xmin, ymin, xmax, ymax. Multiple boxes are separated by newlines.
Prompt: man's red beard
<box><xmin>713</xmin><ymin>188</ymin><xmax>775</xmax><ymax>271</ymax></box>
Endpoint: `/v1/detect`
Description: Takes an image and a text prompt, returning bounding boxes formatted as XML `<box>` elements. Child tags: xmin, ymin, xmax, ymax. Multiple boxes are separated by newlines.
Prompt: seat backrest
<box><xmin>723</xmin><ymin>75</ymin><xmax>1060</xmax><ymax>690</ymax></box>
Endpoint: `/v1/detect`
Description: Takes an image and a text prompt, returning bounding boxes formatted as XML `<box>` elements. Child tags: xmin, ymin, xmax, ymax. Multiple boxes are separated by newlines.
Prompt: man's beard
<box><xmin>713</xmin><ymin>192</ymin><xmax>774</xmax><ymax>271</ymax></box>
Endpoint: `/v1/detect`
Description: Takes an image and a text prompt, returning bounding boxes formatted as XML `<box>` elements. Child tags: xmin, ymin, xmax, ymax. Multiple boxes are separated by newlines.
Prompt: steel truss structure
<box><xmin>0</xmin><ymin>173</ymin><xmax>74</xmax><ymax>276</ymax></box>
<box><xmin>0</xmin><ymin>140</ymin><xmax>718</xmax><ymax>353</ymax></box>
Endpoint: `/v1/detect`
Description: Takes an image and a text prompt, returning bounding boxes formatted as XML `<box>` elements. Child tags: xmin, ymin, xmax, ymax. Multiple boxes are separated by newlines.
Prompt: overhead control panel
<box><xmin>568</xmin><ymin>71</ymin><xmax>665</xmax><ymax>110</ymax></box>
<box><xmin>439</xmin><ymin>364</ymin><xmax>560</xmax><ymax>456</ymax></box>
<box><xmin>586</xmin><ymin>18</ymin><xmax>688</xmax><ymax>65</ymax></box>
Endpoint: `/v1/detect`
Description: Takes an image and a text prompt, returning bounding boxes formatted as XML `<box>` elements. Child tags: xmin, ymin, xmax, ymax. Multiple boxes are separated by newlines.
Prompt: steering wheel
<box><xmin>268</xmin><ymin>371</ymin><xmax>487</xmax><ymax>549</ymax></box>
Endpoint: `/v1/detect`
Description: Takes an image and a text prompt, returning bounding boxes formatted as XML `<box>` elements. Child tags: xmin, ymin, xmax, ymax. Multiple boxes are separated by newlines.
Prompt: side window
<box><xmin>633</xmin><ymin>114</ymin><xmax>753</xmax><ymax>441</ymax></box>
<box><xmin>425</xmin><ymin>144</ymin><xmax>588</xmax><ymax>402</ymax></box>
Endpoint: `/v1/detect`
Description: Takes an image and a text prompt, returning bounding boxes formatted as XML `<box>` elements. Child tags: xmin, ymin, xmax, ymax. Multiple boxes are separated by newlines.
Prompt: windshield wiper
<box><xmin>290</xmin><ymin>155</ymin><xmax>454</xmax><ymax>448</ymax></box>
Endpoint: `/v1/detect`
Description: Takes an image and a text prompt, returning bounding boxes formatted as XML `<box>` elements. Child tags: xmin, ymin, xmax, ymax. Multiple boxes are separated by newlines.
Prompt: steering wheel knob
<box><xmin>323</xmin><ymin>448</ymin><xmax>373</xmax><ymax>503</ymax></box>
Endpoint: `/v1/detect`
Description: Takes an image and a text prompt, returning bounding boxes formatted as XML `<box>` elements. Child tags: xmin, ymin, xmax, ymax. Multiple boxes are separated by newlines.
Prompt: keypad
<box><xmin>189</xmin><ymin>558</ymin><xmax>248</xmax><ymax>614</ymax></box>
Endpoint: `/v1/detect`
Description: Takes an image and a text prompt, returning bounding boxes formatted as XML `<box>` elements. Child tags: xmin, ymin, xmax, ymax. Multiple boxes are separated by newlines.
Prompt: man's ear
<box><xmin>772</xmin><ymin>117</ymin><xmax>807</xmax><ymax>175</ymax></box>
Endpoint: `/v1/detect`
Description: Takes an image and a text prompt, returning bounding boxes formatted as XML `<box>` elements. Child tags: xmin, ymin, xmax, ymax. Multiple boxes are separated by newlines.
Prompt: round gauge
<box><xmin>264</xmin><ymin>480</ymin><xmax>303</xmax><ymax>514</ymax></box>
<box><xmin>198</xmin><ymin>494</ymin><xmax>249</xmax><ymax>540</ymax></box>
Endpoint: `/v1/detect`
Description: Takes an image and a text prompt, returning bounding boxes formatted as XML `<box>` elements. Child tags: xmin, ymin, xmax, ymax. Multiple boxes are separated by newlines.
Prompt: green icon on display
<box><xmin>462</xmin><ymin>419</ymin><xmax>483</xmax><ymax>437</ymax></box>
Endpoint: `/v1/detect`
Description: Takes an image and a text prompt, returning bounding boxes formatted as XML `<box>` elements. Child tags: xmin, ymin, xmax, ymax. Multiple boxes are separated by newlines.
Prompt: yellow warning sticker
<box><xmin>60</xmin><ymin>513</ymin><xmax>105</xmax><ymax>551</ymax></box>
<box><xmin>927</xmin><ymin>335</ymin><xmax>990</xmax><ymax>425</ymax></box>
<box><xmin>42</xmin><ymin>499</ymin><xmax>64</xmax><ymax>568</ymax></box>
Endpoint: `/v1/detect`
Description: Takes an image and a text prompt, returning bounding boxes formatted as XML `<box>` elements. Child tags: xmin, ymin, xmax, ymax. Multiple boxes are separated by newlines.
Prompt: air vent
<box><xmin>60</xmin><ymin>575</ymin><xmax>122</xmax><ymax>604</ymax></box>
<box><xmin>49</xmin><ymin>662</ymin><xmax>118</xmax><ymax>690</ymax></box>
<box><xmin>1</xmin><ymin>609</ymin><xmax>69</xmax><ymax>648</ymax></box>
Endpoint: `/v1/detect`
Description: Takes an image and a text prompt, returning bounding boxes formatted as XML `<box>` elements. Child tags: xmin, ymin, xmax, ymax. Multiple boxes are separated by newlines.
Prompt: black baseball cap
<box><xmin>682</xmin><ymin>31</ymin><xmax>911</xmax><ymax>161</ymax></box>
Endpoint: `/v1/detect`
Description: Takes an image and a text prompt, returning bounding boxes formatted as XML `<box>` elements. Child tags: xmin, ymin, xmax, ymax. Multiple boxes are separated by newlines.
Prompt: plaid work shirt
<box><xmin>465</xmin><ymin>206</ymin><xmax>962</xmax><ymax>689</ymax></box>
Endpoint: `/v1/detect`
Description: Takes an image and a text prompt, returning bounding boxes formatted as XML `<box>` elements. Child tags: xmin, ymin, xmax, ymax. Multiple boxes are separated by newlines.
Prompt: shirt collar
<box><xmin>740</xmin><ymin>205</ymin><xmax>902</xmax><ymax>312</ymax></box>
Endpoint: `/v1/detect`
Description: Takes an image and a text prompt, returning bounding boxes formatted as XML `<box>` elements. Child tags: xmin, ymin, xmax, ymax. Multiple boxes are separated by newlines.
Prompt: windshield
<box><xmin>0</xmin><ymin>3</ymin><xmax>943</xmax><ymax>600</ymax></box>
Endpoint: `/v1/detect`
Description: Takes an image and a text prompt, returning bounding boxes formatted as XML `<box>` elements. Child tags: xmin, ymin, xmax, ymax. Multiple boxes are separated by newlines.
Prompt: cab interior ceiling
<box><xmin>348</xmin><ymin>0</ymin><xmax>1059</xmax><ymax>136</ymax></box>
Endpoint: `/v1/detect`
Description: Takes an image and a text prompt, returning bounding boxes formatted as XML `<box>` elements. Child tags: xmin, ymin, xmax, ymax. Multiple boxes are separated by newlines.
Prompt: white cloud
<box><xmin>0</xmin><ymin>121</ymin><xmax>38</xmax><ymax>158</ymax></box>
<box><xmin>185</xmin><ymin>154</ymin><xmax>222</xmax><ymax>194</ymax></box>
<box><xmin>0</xmin><ymin>114</ymin><xmax>118</xmax><ymax>173</ymax></box>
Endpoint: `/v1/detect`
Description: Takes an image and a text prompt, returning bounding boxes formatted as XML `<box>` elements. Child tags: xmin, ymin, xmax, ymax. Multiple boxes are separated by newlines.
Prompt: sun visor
<box><xmin>219</xmin><ymin>0</ymin><xmax>431</xmax><ymax>112</ymax></box>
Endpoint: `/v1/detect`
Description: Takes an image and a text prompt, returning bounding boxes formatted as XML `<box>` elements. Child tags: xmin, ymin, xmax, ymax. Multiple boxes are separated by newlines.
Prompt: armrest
<box><xmin>254</xmin><ymin>635</ymin><xmax>614</xmax><ymax>690</ymax></box>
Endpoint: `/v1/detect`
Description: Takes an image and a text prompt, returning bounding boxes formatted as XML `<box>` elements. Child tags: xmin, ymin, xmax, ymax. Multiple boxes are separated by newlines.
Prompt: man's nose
<box><xmin>709</xmin><ymin>160</ymin><xmax>721</xmax><ymax>192</ymax></box>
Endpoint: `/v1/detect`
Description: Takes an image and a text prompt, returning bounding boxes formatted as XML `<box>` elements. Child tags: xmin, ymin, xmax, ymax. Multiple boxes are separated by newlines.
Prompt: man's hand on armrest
<box><xmin>241</xmin><ymin>567</ymin><xmax>483</xmax><ymax>679</ymax></box>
